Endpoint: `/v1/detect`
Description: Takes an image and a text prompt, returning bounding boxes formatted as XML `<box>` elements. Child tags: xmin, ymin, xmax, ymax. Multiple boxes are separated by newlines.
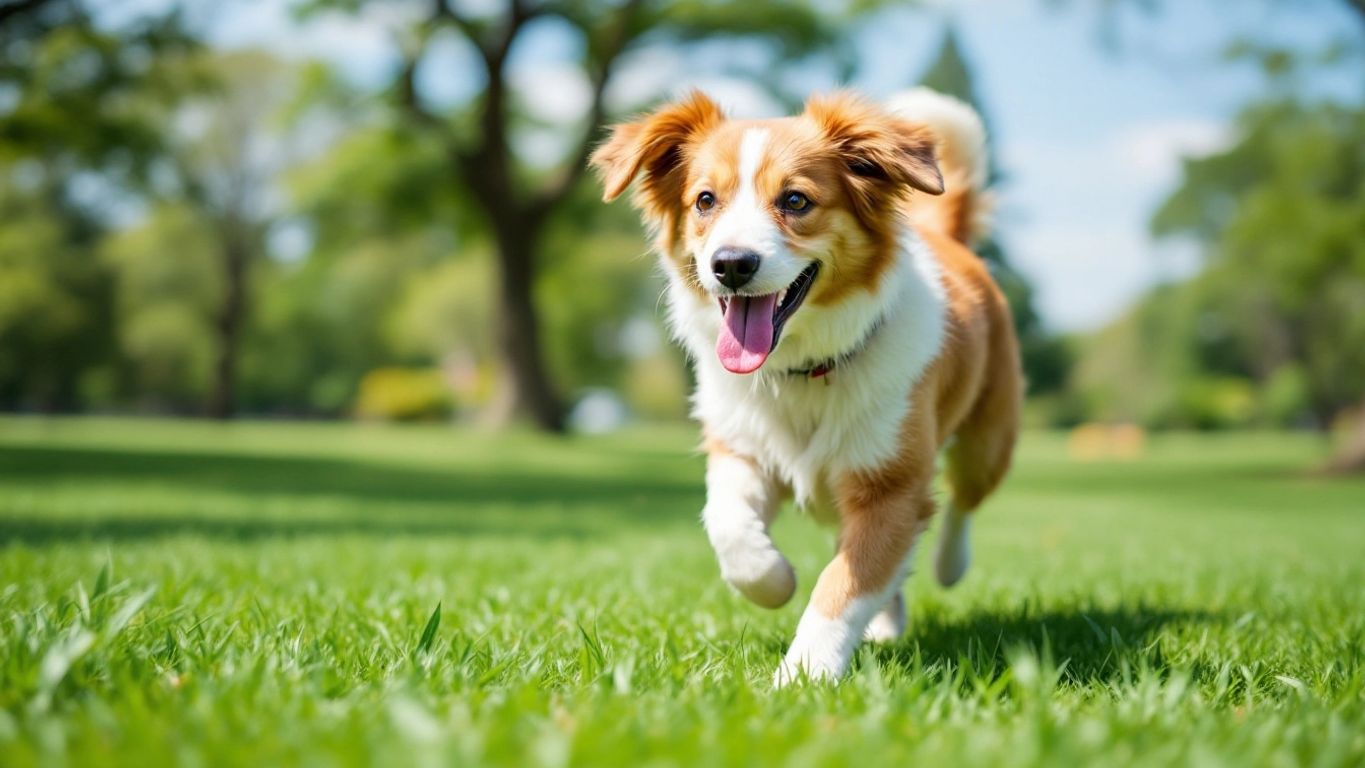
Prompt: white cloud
<box><xmin>1008</xmin><ymin>224</ymin><xmax>1203</xmax><ymax>331</ymax></box>
<box><xmin>995</xmin><ymin>116</ymin><xmax>1229</xmax><ymax>331</ymax></box>
<box><xmin>1108</xmin><ymin>118</ymin><xmax>1232</xmax><ymax>188</ymax></box>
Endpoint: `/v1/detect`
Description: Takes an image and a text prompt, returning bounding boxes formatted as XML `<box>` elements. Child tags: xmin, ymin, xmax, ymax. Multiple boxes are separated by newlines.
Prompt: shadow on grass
<box><xmin>0</xmin><ymin>445</ymin><xmax>703</xmax><ymax>543</ymax></box>
<box><xmin>866</xmin><ymin>605</ymin><xmax>1217</xmax><ymax>684</ymax></box>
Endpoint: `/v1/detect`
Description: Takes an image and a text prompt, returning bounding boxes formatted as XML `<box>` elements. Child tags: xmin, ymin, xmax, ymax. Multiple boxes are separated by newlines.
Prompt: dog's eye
<box><xmin>696</xmin><ymin>192</ymin><xmax>716</xmax><ymax>213</ymax></box>
<box><xmin>781</xmin><ymin>191</ymin><xmax>811</xmax><ymax>212</ymax></box>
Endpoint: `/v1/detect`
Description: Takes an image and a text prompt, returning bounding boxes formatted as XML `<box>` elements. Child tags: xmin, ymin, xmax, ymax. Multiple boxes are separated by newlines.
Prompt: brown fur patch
<box><xmin>590</xmin><ymin>91</ymin><xmax>727</xmax><ymax>295</ymax></box>
<box><xmin>809</xmin><ymin>224</ymin><xmax>1020</xmax><ymax>620</ymax></box>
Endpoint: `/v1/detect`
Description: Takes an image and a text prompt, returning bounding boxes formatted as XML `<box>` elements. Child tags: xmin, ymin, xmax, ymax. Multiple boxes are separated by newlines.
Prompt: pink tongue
<box><xmin>716</xmin><ymin>294</ymin><xmax>778</xmax><ymax>374</ymax></box>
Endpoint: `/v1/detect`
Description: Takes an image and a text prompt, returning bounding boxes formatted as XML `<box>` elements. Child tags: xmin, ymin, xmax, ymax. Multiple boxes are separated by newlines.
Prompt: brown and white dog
<box><xmin>591</xmin><ymin>88</ymin><xmax>1021</xmax><ymax>684</ymax></box>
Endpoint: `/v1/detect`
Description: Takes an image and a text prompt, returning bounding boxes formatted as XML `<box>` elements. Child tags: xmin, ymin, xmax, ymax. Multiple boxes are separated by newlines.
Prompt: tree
<box><xmin>0</xmin><ymin>180</ymin><xmax>110</xmax><ymax>410</ymax></box>
<box><xmin>0</xmin><ymin>0</ymin><xmax>195</xmax><ymax>411</ymax></box>
<box><xmin>299</xmin><ymin>0</ymin><xmax>865</xmax><ymax>431</ymax></box>
<box><xmin>151</xmin><ymin>51</ymin><xmax>304</xmax><ymax>419</ymax></box>
<box><xmin>1151</xmin><ymin>99</ymin><xmax>1365</xmax><ymax>462</ymax></box>
<box><xmin>916</xmin><ymin>24</ymin><xmax>1071</xmax><ymax>395</ymax></box>
<box><xmin>100</xmin><ymin>203</ymin><xmax>221</xmax><ymax>411</ymax></box>
<box><xmin>1140</xmin><ymin>1</ymin><xmax>1365</xmax><ymax>468</ymax></box>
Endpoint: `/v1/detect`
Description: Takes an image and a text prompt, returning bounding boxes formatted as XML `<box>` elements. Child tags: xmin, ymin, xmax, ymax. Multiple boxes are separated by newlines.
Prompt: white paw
<box><xmin>773</xmin><ymin>655</ymin><xmax>841</xmax><ymax>688</ymax></box>
<box><xmin>772</xmin><ymin>602</ymin><xmax>870</xmax><ymax>687</ymax></box>
<box><xmin>934</xmin><ymin>510</ymin><xmax>972</xmax><ymax>587</ymax></box>
<box><xmin>720</xmin><ymin>547</ymin><xmax>796</xmax><ymax>609</ymax></box>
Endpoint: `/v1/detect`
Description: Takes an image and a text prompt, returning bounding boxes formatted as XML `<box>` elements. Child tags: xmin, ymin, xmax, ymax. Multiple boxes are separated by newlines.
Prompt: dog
<box><xmin>590</xmin><ymin>88</ymin><xmax>1021</xmax><ymax>684</ymax></box>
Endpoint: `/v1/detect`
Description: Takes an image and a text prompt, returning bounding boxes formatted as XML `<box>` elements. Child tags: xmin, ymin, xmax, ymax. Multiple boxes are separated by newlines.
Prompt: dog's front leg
<box><xmin>702</xmin><ymin>447</ymin><xmax>795</xmax><ymax>609</ymax></box>
<box><xmin>775</xmin><ymin>471</ymin><xmax>933</xmax><ymax>685</ymax></box>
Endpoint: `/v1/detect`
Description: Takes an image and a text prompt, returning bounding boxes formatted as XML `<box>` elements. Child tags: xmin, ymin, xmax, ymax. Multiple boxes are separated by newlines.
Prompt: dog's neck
<box><xmin>783</xmin><ymin>313</ymin><xmax>888</xmax><ymax>380</ymax></box>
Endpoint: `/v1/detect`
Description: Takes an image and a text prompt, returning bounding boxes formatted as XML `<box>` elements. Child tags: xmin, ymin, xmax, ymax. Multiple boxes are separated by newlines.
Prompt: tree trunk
<box><xmin>208</xmin><ymin>225</ymin><xmax>247</xmax><ymax>420</ymax></box>
<box><xmin>489</xmin><ymin>217</ymin><xmax>565</xmax><ymax>432</ymax></box>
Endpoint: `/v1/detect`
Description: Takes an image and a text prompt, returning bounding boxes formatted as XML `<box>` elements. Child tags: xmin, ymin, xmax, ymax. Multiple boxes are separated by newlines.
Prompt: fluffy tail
<box><xmin>886</xmin><ymin>87</ymin><xmax>992</xmax><ymax>246</ymax></box>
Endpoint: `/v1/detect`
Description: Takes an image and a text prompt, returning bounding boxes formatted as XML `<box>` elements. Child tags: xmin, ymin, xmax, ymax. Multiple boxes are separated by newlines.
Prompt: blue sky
<box><xmin>195</xmin><ymin>0</ymin><xmax>1364</xmax><ymax>332</ymax></box>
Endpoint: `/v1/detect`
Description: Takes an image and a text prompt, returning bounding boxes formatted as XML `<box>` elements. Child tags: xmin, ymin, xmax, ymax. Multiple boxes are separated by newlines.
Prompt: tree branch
<box><xmin>0</xmin><ymin>0</ymin><xmax>53</xmax><ymax>27</ymax></box>
<box><xmin>1347</xmin><ymin>0</ymin><xmax>1365</xmax><ymax>24</ymax></box>
<box><xmin>410</xmin><ymin>0</ymin><xmax>628</xmax><ymax>219</ymax></box>
<box><xmin>457</xmin><ymin>0</ymin><xmax>554</xmax><ymax>214</ymax></box>
<box><xmin>396</xmin><ymin>53</ymin><xmax>438</xmax><ymax>128</ymax></box>
<box><xmin>395</xmin><ymin>1</ymin><xmax>485</xmax><ymax>182</ymax></box>
<box><xmin>531</xmin><ymin>0</ymin><xmax>645</xmax><ymax>216</ymax></box>
<box><xmin>529</xmin><ymin>68</ymin><xmax>611</xmax><ymax>218</ymax></box>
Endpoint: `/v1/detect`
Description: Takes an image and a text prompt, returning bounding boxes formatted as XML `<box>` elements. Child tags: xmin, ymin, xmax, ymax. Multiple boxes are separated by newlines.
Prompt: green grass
<box><xmin>1</xmin><ymin>417</ymin><xmax>1363</xmax><ymax>766</ymax></box>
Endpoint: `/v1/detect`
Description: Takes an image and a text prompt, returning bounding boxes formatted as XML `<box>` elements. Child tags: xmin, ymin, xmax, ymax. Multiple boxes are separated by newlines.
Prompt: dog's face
<box><xmin>592</xmin><ymin>92</ymin><xmax>942</xmax><ymax>374</ymax></box>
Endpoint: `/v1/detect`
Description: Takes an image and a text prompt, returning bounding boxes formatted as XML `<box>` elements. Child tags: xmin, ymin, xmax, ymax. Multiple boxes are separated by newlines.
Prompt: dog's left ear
<box><xmin>804</xmin><ymin>92</ymin><xmax>944</xmax><ymax>208</ymax></box>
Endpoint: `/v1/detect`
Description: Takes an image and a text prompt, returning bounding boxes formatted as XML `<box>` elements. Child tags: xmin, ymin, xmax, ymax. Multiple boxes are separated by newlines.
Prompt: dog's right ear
<box><xmin>590</xmin><ymin>92</ymin><xmax>725</xmax><ymax>208</ymax></box>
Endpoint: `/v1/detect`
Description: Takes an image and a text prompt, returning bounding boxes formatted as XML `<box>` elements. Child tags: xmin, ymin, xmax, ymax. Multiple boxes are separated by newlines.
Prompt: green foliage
<box><xmin>0</xmin><ymin>418</ymin><xmax>1363</xmax><ymax>763</ymax></box>
<box><xmin>101</xmin><ymin>204</ymin><xmax>221</xmax><ymax>408</ymax></box>
<box><xmin>1261</xmin><ymin>364</ymin><xmax>1311</xmax><ymax>426</ymax></box>
<box><xmin>0</xmin><ymin>2</ymin><xmax>196</xmax><ymax>411</ymax></box>
<box><xmin>251</xmin><ymin>236</ymin><xmax>450</xmax><ymax>415</ymax></box>
<box><xmin>387</xmin><ymin>256</ymin><xmax>496</xmax><ymax>365</ymax></box>
<box><xmin>1164</xmin><ymin>377</ymin><xmax>1256</xmax><ymax>431</ymax></box>
<box><xmin>1150</xmin><ymin>99</ymin><xmax>1365</xmax><ymax>426</ymax></box>
<box><xmin>538</xmin><ymin>229</ymin><xmax>666</xmax><ymax>394</ymax></box>
<box><xmin>0</xmin><ymin>182</ymin><xmax>113</xmax><ymax>410</ymax></box>
<box><xmin>1071</xmin><ymin>96</ymin><xmax>1365</xmax><ymax>431</ymax></box>
<box><xmin>288</xmin><ymin>127</ymin><xmax>474</xmax><ymax>248</ymax></box>
<box><xmin>0</xmin><ymin>2</ymin><xmax>198</xmax><ymax>185</ymax></box>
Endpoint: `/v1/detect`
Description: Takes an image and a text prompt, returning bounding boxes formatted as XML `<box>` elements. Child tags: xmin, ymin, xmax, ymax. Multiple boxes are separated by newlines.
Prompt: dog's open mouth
<box><xmin>715</xmin><ymin>262</ymin><xmax>820</xmax><ymax>374</ymax></box>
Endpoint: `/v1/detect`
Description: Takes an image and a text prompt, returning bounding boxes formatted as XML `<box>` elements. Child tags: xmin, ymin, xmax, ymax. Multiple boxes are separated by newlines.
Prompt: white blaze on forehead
<box><xmin>704</xmin><ymin>128</ymin><xmax>776</xmax><ymax>258</ymax></box>
<box><xmin>737</xmin><ymin>128</ymin><xmax>769</xmax><ymax>193</ymax></box>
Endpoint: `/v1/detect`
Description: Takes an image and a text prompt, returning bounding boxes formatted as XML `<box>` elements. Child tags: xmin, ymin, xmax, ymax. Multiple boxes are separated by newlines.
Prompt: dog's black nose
<box><xmin>711</xmin><ymin>247</ymin><xmax>761</xmax><ymax>290</ymax></box>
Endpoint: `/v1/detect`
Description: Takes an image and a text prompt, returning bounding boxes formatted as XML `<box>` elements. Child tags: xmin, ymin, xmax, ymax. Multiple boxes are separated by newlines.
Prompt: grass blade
<box><xmin>415</xmin><ymin>603</ymin><xmax>441</xmax><ymax>656</ymax></box>
<box><xmin>92</xmin><ymin>560</ymin><xmax>111</xmax><ymax>602</ymax></box>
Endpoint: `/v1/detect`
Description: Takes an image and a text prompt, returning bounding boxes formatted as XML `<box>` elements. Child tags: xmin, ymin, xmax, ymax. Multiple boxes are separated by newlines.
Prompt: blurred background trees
<box><xmin>295</xmin><ymin>0</ymin><xmax>868</xmax><ymax>431</ymax></box>
<box><xmin>0</xmin><ymin>0</ymin><xmax>195</xmax><ymax>411</ymax></box>
<box><xmin>1</xmin><ymin>0</ymin><xmax>1362</xmax><ymax>470</ymax></box>
<box><xmin>1066</xmin><ymin>0</ymin><xmax>1365</xmax><ymax>468</ymax></box>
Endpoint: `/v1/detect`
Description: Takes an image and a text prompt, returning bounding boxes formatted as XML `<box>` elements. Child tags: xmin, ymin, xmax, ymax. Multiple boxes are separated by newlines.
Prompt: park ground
<box><xmin>0</xmin><ymin>417</ymin><xmax>1363</xmax><ymax>766</ymax></box>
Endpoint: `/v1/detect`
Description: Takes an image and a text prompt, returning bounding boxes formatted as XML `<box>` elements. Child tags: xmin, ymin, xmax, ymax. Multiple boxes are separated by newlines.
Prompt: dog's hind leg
<box><xmin>933</xmin><ymin>503</ymin><xmax>972</xmax><ymax>587</ymax></box>
<box><xmin>702</xmin><ymin>443</ymin><xmax>796</xmax><ymax>609</ymax></box>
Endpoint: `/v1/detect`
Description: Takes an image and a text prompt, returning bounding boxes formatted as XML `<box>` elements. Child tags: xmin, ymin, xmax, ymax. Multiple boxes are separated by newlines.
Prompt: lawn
<box><xmin>1</xmin><ymin>417</ymin><xmax>1363</xmax><ymax>766</ymax></box>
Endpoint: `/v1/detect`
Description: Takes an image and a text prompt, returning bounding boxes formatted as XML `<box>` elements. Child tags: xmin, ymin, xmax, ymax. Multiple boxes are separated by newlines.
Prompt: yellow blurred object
<box><xmin>1068</xmin><ymin>422</ymin><xmax>1147</xmax><ymax>461</ymax></box>
<box><xmin>353</xmin><ymin>368</ymin><xmax>453</xmax><ymax>422</ymax></box>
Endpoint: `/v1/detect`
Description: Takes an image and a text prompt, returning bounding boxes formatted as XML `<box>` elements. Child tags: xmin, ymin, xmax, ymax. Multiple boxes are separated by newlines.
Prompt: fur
<box><xmin>591</xmin><ymin>88</ymin><xmax>1021</xmax><ymax>684</ymax></box>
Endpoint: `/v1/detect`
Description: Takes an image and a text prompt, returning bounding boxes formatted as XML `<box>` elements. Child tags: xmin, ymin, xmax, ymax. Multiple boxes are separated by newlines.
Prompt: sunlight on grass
<box><xmin>1</xmin><ymin>418</ymin><xmax>1363</xmax><ymax>765</ymax></box>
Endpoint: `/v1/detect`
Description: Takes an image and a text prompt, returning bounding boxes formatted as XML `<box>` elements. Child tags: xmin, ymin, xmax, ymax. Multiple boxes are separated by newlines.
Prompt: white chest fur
<box><xmin>666</xmin><ymin>229</ymin><xmax>948</xmax><ymax>513</ymax></box>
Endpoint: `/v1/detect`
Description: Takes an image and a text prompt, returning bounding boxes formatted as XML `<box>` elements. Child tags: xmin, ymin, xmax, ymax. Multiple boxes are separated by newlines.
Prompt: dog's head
<box><xmin>591</xmin><ymin>92</ymin><xmax>942</xmax><ymax>374</ymax></box>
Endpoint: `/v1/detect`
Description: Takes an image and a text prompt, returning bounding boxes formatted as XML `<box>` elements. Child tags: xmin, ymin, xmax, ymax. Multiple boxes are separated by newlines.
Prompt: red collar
<box><xmin>784</xmin><ymin>315</ymin><xmax>887</xmax><ymax>381</ymax></box>
<box><xmin>793</xmin><ymin>361</ymin><xmax>836</xmax><ymax>379</ymax></box>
